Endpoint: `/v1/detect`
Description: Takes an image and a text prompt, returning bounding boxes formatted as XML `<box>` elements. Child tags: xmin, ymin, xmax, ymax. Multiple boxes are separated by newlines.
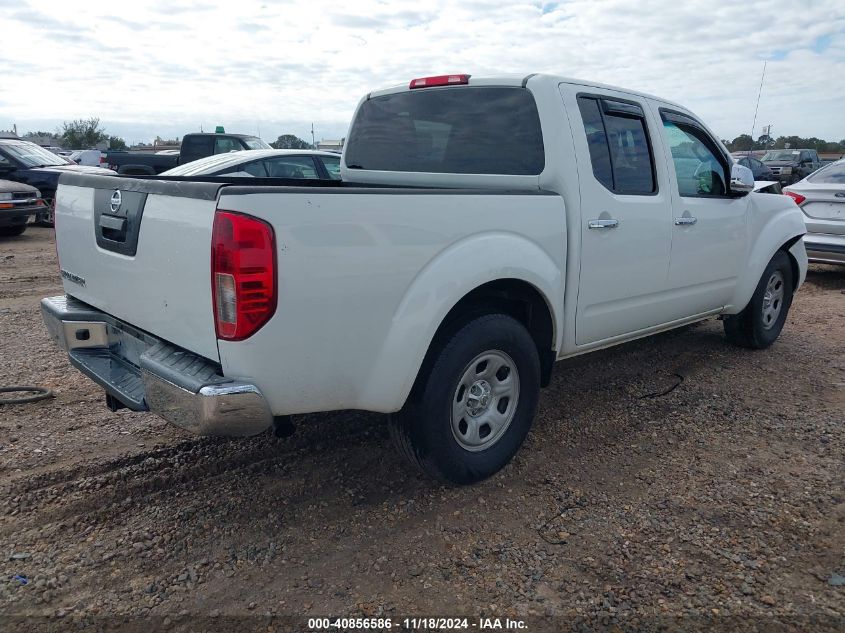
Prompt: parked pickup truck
<box><xmin>761</xmin><ymin>149</ymin><xmax>821</xmax><ymax>185</ymax></box>
<box><xmin>104</xmin><ymin>132</ymin><xmax>271</xmax><ymax>175</ymax></box>
<box><xmin>43</xmin><ymin>73</ymin><xmax>808</xmax><ymax>484</ymax></box>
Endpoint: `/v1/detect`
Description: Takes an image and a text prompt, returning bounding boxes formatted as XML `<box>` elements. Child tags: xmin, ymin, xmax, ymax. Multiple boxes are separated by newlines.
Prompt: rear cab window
<box><xmin>344</xmin><ymin>86</ymin><xmax>545</xmax><ymax>175</ymax></box>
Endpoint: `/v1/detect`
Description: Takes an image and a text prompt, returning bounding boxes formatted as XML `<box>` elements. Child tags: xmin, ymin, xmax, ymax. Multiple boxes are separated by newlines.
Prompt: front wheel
<box><xmin>724</xmin><ymin>250</ymin><xmax>794</xmax><ymax>349</ymax></box>
<box><xmin>37</xmin><ymin>193</ymin><xmax>55</xmax><ymax>227</ymax></box>
<box><xmin>390</xmin><ymin>313</ymin><xmax>541</xmax><ymax>485</ymax></box>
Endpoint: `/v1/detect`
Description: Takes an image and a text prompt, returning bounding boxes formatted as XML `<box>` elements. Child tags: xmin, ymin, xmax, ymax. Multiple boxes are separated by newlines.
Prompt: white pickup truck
<box><xmin>43</xmin><ymin>73</ymin><xmax>808</xmax><ymax>484</ymax></box>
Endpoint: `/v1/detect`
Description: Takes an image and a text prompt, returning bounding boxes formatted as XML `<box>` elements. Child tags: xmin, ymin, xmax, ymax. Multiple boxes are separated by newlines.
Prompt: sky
<box><xmin>1</xmin><ymin>0</ymin><xmax>844</xmax><ymax>146</ymax></box>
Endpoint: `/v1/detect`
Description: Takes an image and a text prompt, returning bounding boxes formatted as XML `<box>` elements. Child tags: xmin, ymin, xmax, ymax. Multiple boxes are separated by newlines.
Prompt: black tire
<box><xmin>724</xmin><ymin>250</ymin><xmax>794</xmax><ymax>349</ymax></box>
<box><xmin>0</xmin><ymin>224</ymin><xmax>26</xmax><ymax>237</ymax></box>
<box><xmin>390</xmin><ymin>313</ymin><xmax>541</xmax><ymax>485</ymax></box>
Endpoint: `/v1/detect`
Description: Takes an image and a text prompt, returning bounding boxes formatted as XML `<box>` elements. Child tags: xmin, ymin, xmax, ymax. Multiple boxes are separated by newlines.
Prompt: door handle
<box><xmin>588</xmin><ymin>219</ymin><xmax>619</xmax><ymax>229</ymax></box>
<box><xmin>674</xmin><ymin>216</ymin><xmax>697</xmax><ymax>226</ymax></box>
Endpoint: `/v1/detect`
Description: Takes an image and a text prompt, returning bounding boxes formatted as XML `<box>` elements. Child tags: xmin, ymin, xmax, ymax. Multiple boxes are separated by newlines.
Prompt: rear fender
<box><xmin>727</xmin><ymin>195</ymin><xmax>807</xmax><ymax>313</ymax></box>
<box><xmin>358</xmin><ymin>232</ymin><xmax>563</xmax><ymax>411</ymax></box>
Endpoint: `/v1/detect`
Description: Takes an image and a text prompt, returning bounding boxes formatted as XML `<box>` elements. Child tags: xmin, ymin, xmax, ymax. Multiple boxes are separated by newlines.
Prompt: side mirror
<box><xmin>729</xmin><ymin>163</ymin><xmax>754</xmax><ymax>194</ymax></box>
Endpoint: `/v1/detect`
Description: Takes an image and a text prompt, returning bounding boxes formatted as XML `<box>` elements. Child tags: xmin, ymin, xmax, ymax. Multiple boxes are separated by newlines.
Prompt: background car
<box><xmin>68</xmin><ymin>149</ymin><xmax>104</xmax><ymax>167</ymax></box>
<box><xmin>0</xmin><ymin>180</ymin><xmax>45</xmax><ymax>237</ymax></box>
<box><xmin>160</xmin><ymin>149</ymin><xmax>341</xmax><ymax>180</ymax></box>
<box><xmin>734</xmin><ymin>154</ymin><xmax>775</xmax><ymax>181</ymax></box>
<box><xmin>784</xmin><ymin>159</ymin><xmax>845</xmax><ymax>264</ymax></box>
<box><xmin>761</xmin><ymin>149</ymin><xmax>821</xmax><ymax>185</ymax></box>
<box><xmin>0</xmin><ymin>139</ymin><xmax>114</xmax><ymax>225</ymax></box>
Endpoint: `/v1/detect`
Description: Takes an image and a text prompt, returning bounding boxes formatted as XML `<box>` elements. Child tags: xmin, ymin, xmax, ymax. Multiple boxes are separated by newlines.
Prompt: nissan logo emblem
<box><xmin>110</xmin><ymin>190</ymin><xmax>122</xmax><ymax>212</ymax></box>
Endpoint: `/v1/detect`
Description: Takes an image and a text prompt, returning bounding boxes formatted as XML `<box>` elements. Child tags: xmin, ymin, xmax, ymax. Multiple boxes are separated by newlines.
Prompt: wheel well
<box><xmin>428</xmin><ymin>279</ymin><xmax>557</xmax><ymax>388</ymax></box>
<box><xmin>779</xmin><ymin>236</ymin><xmax>802</xmax><ymax>290</ymax></box>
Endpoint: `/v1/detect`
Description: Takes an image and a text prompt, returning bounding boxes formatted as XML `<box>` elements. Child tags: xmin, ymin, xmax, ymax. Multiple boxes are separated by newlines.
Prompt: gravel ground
<box><xmin>0</xmin><ymin>226</ymin><xmax>843</xmax><ymax>632</ymax></box>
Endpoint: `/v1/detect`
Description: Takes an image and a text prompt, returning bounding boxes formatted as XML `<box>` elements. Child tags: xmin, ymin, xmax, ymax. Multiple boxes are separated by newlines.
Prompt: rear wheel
<box><xmin>0</xmin><ymin>224</ymin><xmax>26</xmax><ymax>237</ymax></box>
<box><xmin>724</xmin><ymin>250</ymin><xmax>794</xmax><ymax>349</ymax></box>
<box><xmin>390</xmin><ymin>313</ymin><xmax>541</xmax><ymax>485</ymax></box>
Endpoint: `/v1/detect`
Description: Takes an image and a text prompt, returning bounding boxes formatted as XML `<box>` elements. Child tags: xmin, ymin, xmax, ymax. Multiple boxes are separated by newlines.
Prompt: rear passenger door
<box><xmin>562</xmin><ymin>87</ymin><xmax>675</xmax><ymax>345</ymax></box>
<box><xmin>655</xmin><ymin>108</ymin><xmax>749</xmax><ymax>317</ymax></box>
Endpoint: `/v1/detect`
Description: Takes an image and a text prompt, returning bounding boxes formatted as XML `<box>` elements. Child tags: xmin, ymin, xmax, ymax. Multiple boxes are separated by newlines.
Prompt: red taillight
<box><xmin>211</xmin><ymin>210</ymin><xmax>276</xmax><ymax>341</ymax></box>
<box><xmin>409</xmin><ymin>74</ymin><xmax>470</xmax><ymax>89</ymax></box>
<box><xmin>784</xmin><ymin>191</ymin><xmax>806</xmax><ymax>206</ymax></box>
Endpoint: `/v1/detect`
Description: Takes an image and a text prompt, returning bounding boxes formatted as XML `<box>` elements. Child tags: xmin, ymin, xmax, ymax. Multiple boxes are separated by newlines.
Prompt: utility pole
<box><xmin>311</xmin><ymin>123</ymin><xmax>315</xmax><ymax>149</ymax></box>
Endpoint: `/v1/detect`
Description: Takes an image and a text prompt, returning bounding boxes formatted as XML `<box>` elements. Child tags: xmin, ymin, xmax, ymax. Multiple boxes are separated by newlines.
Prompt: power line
<box><xmin>749</xmin><ymin>61</ymin><xmax>767</xmax><ymax>153</ymax></box>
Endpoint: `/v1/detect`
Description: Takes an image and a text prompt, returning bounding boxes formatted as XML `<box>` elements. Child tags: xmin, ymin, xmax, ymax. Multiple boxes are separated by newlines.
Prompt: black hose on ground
<box><xmin>0</xmin><ymin>386</ymin><xmax>54</xmax><ymax>405</ymax></box>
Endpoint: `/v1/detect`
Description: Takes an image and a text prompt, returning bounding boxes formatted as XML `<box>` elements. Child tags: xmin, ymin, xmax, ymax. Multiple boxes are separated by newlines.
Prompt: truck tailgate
<box><xmin>54</xmin><ymin>173</ymin><xmax>224</xmax><ymax>362</ymax></box>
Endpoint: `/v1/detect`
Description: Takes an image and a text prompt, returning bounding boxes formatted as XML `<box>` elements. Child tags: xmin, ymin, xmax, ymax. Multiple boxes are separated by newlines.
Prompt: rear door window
<box><xmin>807</xmin><ymin>162</ymin><xmax>845</xmax><ymax>183</ymax></box>
<box><xmin>181</xmin><ymin>135</ymin><xmax>214</xmax><ymax>158</ymax></box>
<box><xmin>218</xmin><ymin>160</ymin><xmax>267</xmax><ymax>177</ymax></box>
<box><xmin>576</xmin><ymin>95</ymin><xmax>656</xmax><ymax>195</ymax></box>
<box><xmin>214</xmin><ymin>137</ymin><xmax>242</xmax><ymax>154</ymax></box>
<box><xmin>345</xmin><ymin>86</ymin><xmax>545</xmax><ymax>175</ymax></box>
<box><xmin>262</xmin><ymin>156</ymin><xmax>319</xmax><ymax>178</ymax></box>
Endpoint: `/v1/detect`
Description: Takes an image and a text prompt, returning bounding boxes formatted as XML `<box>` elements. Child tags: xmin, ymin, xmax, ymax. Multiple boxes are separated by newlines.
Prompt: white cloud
<box><xmin>1</xmin><ymin>0</ymin><xmax>843</xmax><ymax>144</ymax></box>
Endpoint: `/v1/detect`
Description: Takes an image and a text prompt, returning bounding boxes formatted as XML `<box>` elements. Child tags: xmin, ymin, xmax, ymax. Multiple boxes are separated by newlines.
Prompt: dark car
<box><xmin>0</xmin><ymin>139</ymin><xmax>114</xmax><ymax>225</ymax></box>
<box><xmin>734</xmin><ymin>155</ymin><xmax>775</xmax><ymax>181</ymax></box>
<box><xmin>0</xmin><ymin>180</ymin><xmax>46</xmax><ymax>237</ymax></box>
<box><xmin>104</xmin><ymin>132</ymin><xmax>271</xmax><ymax>175</ymax></box>
<box><xmin>761</xmin><ymin>149</ymin><xmax>821</xmax><ymax>185</ymax></box>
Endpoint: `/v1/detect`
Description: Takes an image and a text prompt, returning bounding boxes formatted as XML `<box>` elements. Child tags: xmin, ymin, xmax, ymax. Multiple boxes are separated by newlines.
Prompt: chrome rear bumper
<box><xmin>804</xmin><ymin>233</ymin><xmax>845</xmax><ymax>265</ymax></box>
<box><xmin>41</xmin><ymin>295</ymin><xmax>273</xmax><ymax>436</ymax></box>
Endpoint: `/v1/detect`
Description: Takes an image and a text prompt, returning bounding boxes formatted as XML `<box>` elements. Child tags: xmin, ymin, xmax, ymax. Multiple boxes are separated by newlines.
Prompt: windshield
<box><xmin>243</xmin><ymin>136</ymin><xmax>271</xmax><ymax>150</ymax></box>
<box><xmin>762</xmin><ymin>150</ymin><xmax>800</xmax><ymax>161</ymax></box>
<box><xmin>807</xmin><ymin>161</ymin><xmax>845</xmax><ymax>184</ymax></box>
<box><xmin>0</xmin><ymin>140</ymin><xmax>72</xmax><ymax>167</ymax></box>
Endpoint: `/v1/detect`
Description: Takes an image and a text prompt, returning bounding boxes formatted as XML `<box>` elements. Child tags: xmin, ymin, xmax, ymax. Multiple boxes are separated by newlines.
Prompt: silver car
<box><xmin>784</xmin><ymin>159</ymin><xmax>845</xmax><ymax>265</ymax></box>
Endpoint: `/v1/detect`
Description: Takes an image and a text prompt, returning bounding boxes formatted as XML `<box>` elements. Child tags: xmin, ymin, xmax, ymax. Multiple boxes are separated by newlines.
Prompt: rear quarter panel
<box><xmin>215</xmin><ymin>189</ymin><xmax>565</xmax><ymax>415</ymax></box>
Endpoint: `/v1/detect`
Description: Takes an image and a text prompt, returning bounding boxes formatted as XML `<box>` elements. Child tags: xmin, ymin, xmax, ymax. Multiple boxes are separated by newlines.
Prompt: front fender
<box><xmin>727</xmin><ymin>194</ymin><xmax>807</xmax><ymax>313</ymax></box>
<box><xmin>358</xmin><ymin>232</ymin><xmax>563</xmax><ymax>412</ymax></box>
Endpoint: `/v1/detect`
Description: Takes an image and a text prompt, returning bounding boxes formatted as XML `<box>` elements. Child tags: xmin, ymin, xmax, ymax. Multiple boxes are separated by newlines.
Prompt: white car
<box><xmin>784</xmin><ymin>159</ymin><xmax>845</xmax><ymax>264</ymax></box>
<box><xmin>42</xmin><ymin>73</ymin><xmax>807</xmax><ymax>484</ymax></box>
<box><xmin>161</xmin><ymin>149</ymin><xmax>342</xmax><ymax>180</ymax></box>
<box><xmin>68</xmin><ymin>149</ymin><xmax>104</xmax><ymax>167</ymax></box>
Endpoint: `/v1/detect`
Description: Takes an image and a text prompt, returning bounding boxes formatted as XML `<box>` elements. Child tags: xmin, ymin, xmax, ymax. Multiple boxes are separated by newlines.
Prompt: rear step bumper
<box><xmin>41</xmin><ymin>295</ymin><xmax>273</xmax><ymax>436</ymax></box>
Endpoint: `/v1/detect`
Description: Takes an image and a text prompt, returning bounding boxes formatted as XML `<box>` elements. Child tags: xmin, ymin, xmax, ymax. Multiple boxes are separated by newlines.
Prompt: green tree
<box><xmin>22</xmin><ymin>131</ymin><xmax>62</xmax><ymax>145</ymax></box>
<box><xmin>61</xmin><ymin>117</ymin><xmax>108</xmax><ymax>149</ymax></box>
<box><xmin>108</xmin><ymin>136</ymin><xmax>127</xmax><ymax>150</ymax></box>
<box><xmin>271</xmin><ymin>134</ymin><xmax>311</xmax><ymax>149</ymax></box>
<box><xmin>728</xmin><ymin>134</ymin><xmax>754</xmax><ymax>152</ymax></box>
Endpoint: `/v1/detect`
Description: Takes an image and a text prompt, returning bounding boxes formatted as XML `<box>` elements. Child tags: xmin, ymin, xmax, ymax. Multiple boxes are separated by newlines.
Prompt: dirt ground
<box><xmin>0</xmin><ymin>226</ymin><xmax>843</xmax><ymax>632</ymax></box>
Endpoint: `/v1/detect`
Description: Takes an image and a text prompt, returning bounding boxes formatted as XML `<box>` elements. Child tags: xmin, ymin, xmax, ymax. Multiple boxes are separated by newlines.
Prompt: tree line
<box><xmin>723</xmin><ymin>133</ymin><xmax>845</xmax><ymax>153</ymax></box>
<box><xmin>22</xmin><ymin>118</ymin><xmax>314</xmax><ymax>151</ymax></box>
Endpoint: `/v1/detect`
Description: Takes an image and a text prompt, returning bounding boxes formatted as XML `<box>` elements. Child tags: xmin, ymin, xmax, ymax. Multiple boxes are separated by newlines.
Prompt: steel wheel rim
<box><xmin>451</xmin><ymin>350</ymin><xmax>520</xmax><ymax>452</ymax></box>
<box><xmin>761</xmin><ymin>270</ymin><xmax>785</xmax><ymax>330</ymax></box>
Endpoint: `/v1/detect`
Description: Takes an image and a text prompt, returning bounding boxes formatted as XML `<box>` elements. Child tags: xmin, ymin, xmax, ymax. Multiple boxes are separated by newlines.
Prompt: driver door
<box><xmin>655</xmin><ymin>108</ymin><xmax>749</xmax><ymax>318</ymax></box>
